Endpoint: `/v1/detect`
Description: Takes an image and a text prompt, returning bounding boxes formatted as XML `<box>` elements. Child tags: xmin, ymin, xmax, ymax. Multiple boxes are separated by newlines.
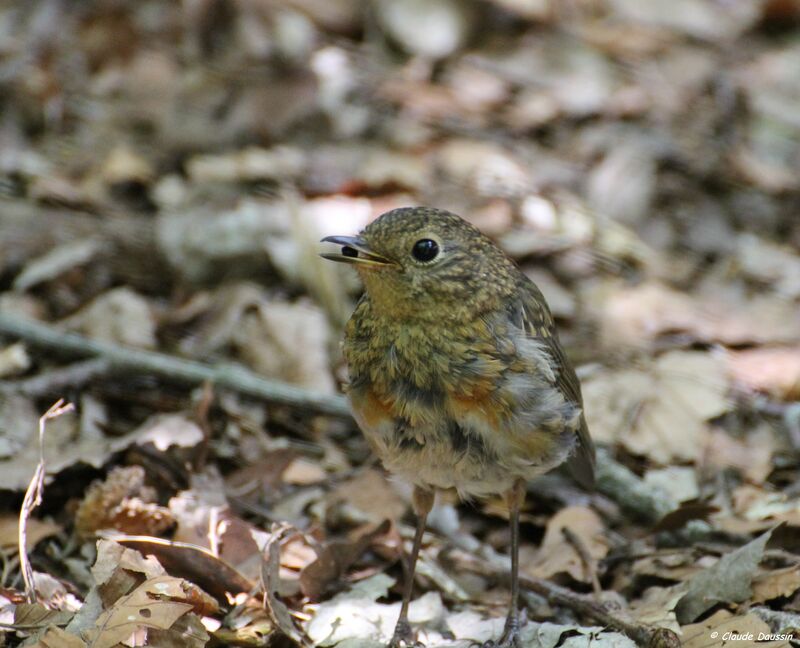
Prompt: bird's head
<box><xmin>321</xmin><ymin>207</ymin><xmax>516</xmax><ymax>320</ymax></box>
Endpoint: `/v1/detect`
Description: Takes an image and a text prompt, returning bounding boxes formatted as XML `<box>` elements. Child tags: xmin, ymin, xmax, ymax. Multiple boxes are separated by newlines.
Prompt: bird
<box><xmin>321</xmin><ymin>206</ymin><xmax>595</xmax><ymax>648</ymax></box>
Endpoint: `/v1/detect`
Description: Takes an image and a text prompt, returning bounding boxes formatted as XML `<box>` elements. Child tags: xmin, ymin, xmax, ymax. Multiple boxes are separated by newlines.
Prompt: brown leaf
<box><xmin>583</xmin><ymin>351</ymin><xmax>729</xmax><ymax>463</ymax></box>
<box><xmin>75</xmin><ymin>466</ymin><xmax>173</xmax><ymax>539</ymax></box>
<box><xmin>83</xmin><ymin>576</ymin><xmax>195</xmax><ymax>648</ymax></box>
<box><xmin>109</xmin><ymin>534</ymin><xmax>253</xmax><ymax>603</ymax></box>
<box><xmin>257</xmin><ymin>524</ymin><xmax>306</xmax><ymax>646</ymax></box>
<box><xmin>633</xmin><ymin>548</ymin><xmax>706</xmax><ymax>582</ymax></box>
<box><xmin>652</xmin><ymin>502</ymin><xmax>719</xmax><ymax>534</ymax></box>
<box><xmin>13</xmin><ymin>603</ymin><xmax>74</xmax><ymax>630</ymax></box>
<box><xmin>752</xmin><ymin>565</ymin><xmax>800</xmax><ymax>603</ymax></box>
<box><xmin>0</xmin><ymin>514</ymin><xmax>60</xmax><ymax>550</ymax></box>
<box><xmin>702</xmin><ymin>427</ymin><xmax>776</xmax><ymax>484</ymax></box>
<box><xmin>330</xmin><ymin>469</ymin><xmax>408</xmax><ymax>523</ymax></box>
<box><xmin>28</xmin><ymin>626</ymin><xmax>87</xmax><ymax>648</ymax></box>
<box><xmin>727</xmin><ymin>347</ymin><xmax>800</xmax><ymax>400</ymax></box>
<box><xmin>282</xmin><ymin>458</ymin><xmax>327</xmax><ymax>485</ymax></box>
<box><xmin>597</xmin><ymin>282</ymin><xmax>800</xmax><ymax>348</ymax></box>
<box><xmin>628</xmin><ymin>584</ymin><xmax>686</xmax><ymax>633</ymax></box>
<box><xmin>300</xmin><ymin>520</ymin><xmax>391</xmax><ymax>600</ymax></box>
<box><xmin>60</xmin><ymin>287</ymin><xmax>157</xmax><ymax>349</ymax></box>
<box><xmin>525</xmin><ymin>506</ymin><xmax>608</xmax><ymax>583</ymax></box>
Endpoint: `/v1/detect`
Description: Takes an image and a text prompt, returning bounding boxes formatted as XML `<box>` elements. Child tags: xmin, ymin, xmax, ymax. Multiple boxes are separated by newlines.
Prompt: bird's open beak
<box><xmin>320</xmin><ymin>235</ymin><xmax>394</xmax><ymax>267</ymax></box>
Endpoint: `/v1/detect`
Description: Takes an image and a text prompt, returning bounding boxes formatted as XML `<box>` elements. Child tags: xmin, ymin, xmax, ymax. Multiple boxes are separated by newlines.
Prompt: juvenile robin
<box><xmin>321</xmin><ymin>207</ymin><xmax>595</xmax><ymax>648</ymax></box>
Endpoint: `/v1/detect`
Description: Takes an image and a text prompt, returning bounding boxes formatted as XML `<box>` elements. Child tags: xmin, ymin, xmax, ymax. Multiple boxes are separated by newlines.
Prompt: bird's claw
<box><xmin>388</xmin><ymin>640</ymin><xmax>425</xmax><ymax>648</ymax></box>
<box><xmin>478</xmin><ymin>632</ymin><xmax>521</xmax><ymax>648</ymax></box>
<box><xmin>387</xmin><ymin>619</ymin><xmax>425</xmax><ymax>648</ymax></box>
<box><xmin>475</xmin><ymin>618</ymin><xmax>521</xmax><ymax>648</ymax></box>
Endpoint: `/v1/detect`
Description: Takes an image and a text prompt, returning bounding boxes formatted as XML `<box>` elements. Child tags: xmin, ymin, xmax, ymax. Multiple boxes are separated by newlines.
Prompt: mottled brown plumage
<box><xmin>321</xmin><ymin>206</ymin><xmax>595</xmax><ymax>647</ymax></box>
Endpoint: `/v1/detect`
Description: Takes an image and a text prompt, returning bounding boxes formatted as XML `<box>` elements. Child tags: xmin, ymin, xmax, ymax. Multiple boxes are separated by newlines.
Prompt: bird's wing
<box><xmin>515</xmin><ymin>277</ymin><xmax>596</xmax><ymax>489</ymax></box>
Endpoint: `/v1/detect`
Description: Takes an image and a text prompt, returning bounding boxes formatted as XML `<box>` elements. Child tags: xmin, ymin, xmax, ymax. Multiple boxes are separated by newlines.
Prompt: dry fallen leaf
<box><xmin>752</xmin><ymin>565</ymin><xmax>800</xmax><ymax>604</ymax></box>
<box><xmin>135</xmin><ymin>413</ymin><xmax>205</xmax><ymax>452</ymax></box>
<box><xmin>282</xmin><ymin>457</ymin><xmax>328</xmax><ymax>485</ymax></box>
<box><xmin>716</xmin><ymin>486</ymin><xmax>800</xmax><ymax>534</ymax></box>
<box><xmin>11</xmin><ymin>239</ymin><xmax>105</xmax><ymax>293</ymax></box>
<box><xmin>300</xmin><ymin>520</ymin><xmax>391</xmax><ymax>600</ymax></box>
<box><xmin>0</xmin><ymin>403</ymin><xmax>143</xmax><ymax>491</ymax></box>
<box><xmin>632</xmin><ymin>548</ymin><xmax>706</xmax><ymax>582</ymax></box>
<box><xmin>727</xmin><ymin>347</ymin><xmax>800</xmax><ymax>400</ymax></box>
<box><xmin>305</xmin><ymin>572</ymin><xmax>445</xmax><ymax>646</ymax></box>
<box><xmin>29</xmin><ymin>626</ymin><xmax>87</xmax><ymax>648</ymax></box>
<box><xmin>526</xmin><ymin>506</ymin><xmax>608</xmax><ymax>583</ymax></box>
<box><xmin>596</xmin><ymin>281</ymin><xmax>800</xmax><ymax>348</ymax></box>
<box><xmin>0</xmin><ymin>342</ymin><xmax>31</xmax><ymax>378</ymax></box>
<box><xmin>583</xmin><ymin>351</ymin><xmax>729</xmax><ymax>463</ymax></box>
<box><xmin>235</xmin><ymin>297</ymin><xmax>335</xmax><ymax>392</ymax></box>
<box><xmin>330</xmin><ymin>468</ymin><xmax>408</xmax><ymax>524</ymax></box>
<box><xmin>75</xmin><ymin>466</ymin><xmax>174</xmax><ymax>539</ymax></box>
<box><xmin>702</xmin><ymin>426</ymin><xmax>776</xmax><ymax>484</ymax></box>
<box><xmin>82</xmin><ymin>576</ymin><xmax>197</xmax><ymax>648</ymax></box>
<box><xmin>107</xmin><ymin>533</ymin><xmax>253</xmax><ymax>603</ymax></box>
<box><xmin>628</xmin><ymin>584</ymin><xmax>686</xmax><ymax>633</ymax></box>
<box><xmin>675</xmin><ymin>529</ymin><xmax>772</xmax><ymax>624</ymax></box>
<box><xmin>0</xmin><ymin>514</ymin><xmax>60</xmax><ymax>551</ymax></box>
<box><xmin>60</xmin><ymin>287</ymin><xmax>157</xmax><ymax>349</ymax></box>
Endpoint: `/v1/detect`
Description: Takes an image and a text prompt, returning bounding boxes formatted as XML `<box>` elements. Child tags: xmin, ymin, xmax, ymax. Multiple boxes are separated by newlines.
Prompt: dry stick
<box><xmin>0</xmin><ymin>314</ymin><xmax>349</xmax><ymax>417</ymax></box>
<box><xmin>18</xmin><ymin>399</ymin><xmax>75</xmax><ymax>603</ymax></box>
<box><xmin>519</xmin><ymin>575</ymin><xmax>681</xmax><ymax>648</ymax></box>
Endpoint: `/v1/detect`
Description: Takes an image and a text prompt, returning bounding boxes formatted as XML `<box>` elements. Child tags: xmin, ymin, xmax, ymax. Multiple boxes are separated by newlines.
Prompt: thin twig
<box><xmin>0</xmin><ymin>314</ymin><xmax>349</xmax><ymax>417</ymax></box>
<box><xmin>19</xmin><ymin>399</ymin><xmax>75</xmax><ymax>603</ymax></box>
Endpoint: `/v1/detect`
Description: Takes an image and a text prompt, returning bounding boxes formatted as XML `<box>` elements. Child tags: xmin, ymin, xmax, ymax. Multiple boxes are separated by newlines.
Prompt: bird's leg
<box><xmin>389</xmin><ymin>486</ymin><xmax>434</xmax><ymax>648</ymax></box>
<box><xmin>484</xmin><ymin>479</ymin><xmax>526</xmax><ymax>648</ymax></box>
<box><xmin>500</xmin><ymin>479</ymin><xmax>525</xmax><ymax>646</ymax></box>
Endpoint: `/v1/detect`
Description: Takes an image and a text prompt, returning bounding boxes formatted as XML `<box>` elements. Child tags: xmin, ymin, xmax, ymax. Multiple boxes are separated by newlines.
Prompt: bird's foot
<box><xmin>476</xmin><ymin>617</ymin><xmax>521</xmax><ymax>648</ymax></box>
<box><xmin>387</xmin><ymin>618</ymin><xmax>425</xmax><ymax>648</ymax></box>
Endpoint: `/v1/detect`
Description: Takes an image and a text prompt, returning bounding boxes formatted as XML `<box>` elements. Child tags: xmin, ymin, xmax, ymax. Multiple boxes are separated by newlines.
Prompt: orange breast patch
<box><xmin>350</xmin><ymin>386</ymin><xmax>396</xmax><ymax>429</ymax></box>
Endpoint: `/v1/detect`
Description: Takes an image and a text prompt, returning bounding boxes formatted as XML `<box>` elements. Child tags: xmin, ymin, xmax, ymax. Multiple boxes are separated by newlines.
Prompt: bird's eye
<box><xmin>411</xmin><ymin>239</ymin><xmax>439</xmax><ymax>262</ymax></box>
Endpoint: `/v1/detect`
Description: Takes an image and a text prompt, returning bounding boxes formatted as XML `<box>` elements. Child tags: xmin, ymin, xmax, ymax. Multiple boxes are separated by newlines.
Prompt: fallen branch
<box><xmin>594</xmin><ymin>448</ymin><xmax>675</xmax><ymax>524</ymax></box>
<box><xmin>521</xmin><ymin>574</ymin><xmax>681</xmax><ymax>647</ymax></box>
<box><xmin>0</xmin><ymin>314</ymin><xmax>349</xmax><ymax>417</ymax></box>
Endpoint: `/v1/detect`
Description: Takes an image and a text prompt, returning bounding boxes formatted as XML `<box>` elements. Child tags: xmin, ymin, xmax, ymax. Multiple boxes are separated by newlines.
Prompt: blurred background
<box><xmin>1</xmin><ymin>0</ymin><xmax>800</xmax><ymax>645</ymax></box>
